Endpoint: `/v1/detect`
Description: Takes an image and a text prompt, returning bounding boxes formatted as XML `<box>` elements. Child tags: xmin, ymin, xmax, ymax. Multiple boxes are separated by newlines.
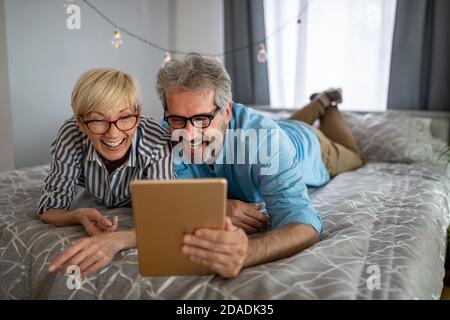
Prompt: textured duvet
<box><xmin>1</xmin><ymin>161</ymin><xmax>449</xmax><ymax>300</ymax></box>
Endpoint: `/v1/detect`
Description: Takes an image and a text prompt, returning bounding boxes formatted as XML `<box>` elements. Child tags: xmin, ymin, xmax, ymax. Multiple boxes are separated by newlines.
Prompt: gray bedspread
<box><xmin>1</xmin><ymin>161</ymin><xmax>449</xmax><ymax>299</ymax></box>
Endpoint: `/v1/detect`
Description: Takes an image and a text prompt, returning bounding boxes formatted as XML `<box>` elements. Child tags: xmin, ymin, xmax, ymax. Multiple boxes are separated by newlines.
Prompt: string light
<box><xmin>257</xmin><ymin>44</ymin><xmax>267</xmax><ymax>63</ymax></box>
<box><xmin>79</xmin><ymin>0</ymin><xmax>315</xmax><ymax>59</ymax></box>
<box><xmin>111</xmin><ymin>29</ymin><xmax>123</xmax><ymax>49</ymax></box>
<box><xmin>162</xmin><ymin>52</ymin><xmax>171</xmax><ymax>66</ymax></box>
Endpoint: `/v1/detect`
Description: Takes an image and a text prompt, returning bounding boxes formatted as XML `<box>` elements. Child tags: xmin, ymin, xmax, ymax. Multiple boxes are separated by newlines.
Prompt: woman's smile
<box><xmin>101</xmin><ymin>138</ymin><xmax>126</xmax><ymax>149</ymax></box>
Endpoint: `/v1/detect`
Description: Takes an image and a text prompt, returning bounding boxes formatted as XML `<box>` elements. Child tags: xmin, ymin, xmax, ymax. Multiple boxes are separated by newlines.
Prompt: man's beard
<box><xmin>187</xmin><ymin>122</ymin><xmax>227</xmax><ymax>165</ymax></box>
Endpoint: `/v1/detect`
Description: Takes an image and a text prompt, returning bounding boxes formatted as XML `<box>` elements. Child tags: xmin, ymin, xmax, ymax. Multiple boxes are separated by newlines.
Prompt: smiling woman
<box><xmin>70</xmin><ymin>69</ymin><xmax>142</xmax><ymax>166</ymax></box>
<box><xmin>78</xmin><ymin>111</ymin><xmax>140</xmax><ymax>170</ymax></box>
<box><xmin>37</xmin><ymin>67</ymin><xmax>175</xmax><ymax>277</ymax></box>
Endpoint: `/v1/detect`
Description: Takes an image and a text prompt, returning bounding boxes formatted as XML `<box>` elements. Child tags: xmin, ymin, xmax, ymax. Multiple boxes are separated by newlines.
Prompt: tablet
<box><xmin>131</xmin><ymin>178</ymin><xmax>227</xmax><ymax>277</ymax></box>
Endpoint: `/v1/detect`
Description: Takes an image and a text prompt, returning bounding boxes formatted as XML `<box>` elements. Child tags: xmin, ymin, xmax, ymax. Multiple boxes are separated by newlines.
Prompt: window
<box><xmin>264</xmin><ymin>0</ymin><xmax>397</xmax><ymax>111</ymax></box>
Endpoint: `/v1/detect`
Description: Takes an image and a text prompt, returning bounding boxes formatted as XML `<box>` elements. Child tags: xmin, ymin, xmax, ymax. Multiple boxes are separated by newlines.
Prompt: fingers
<box><xmin>182</xmin><ymin>245</ymin><xmax>230</xmax><ymax>266</ymax></box>
<box><xmin>99</xmin><ymin>216</ymin><xmax>119</xmax><ymax>232</ymax></box>
<box><xmin>236</xmin><ymin>214</ymin><xmax>266</xmax><ymax>230</ymax></box>
<box><xmin>109</xmin><ymin>216</ymin><xmax>119</xmax><ymax>231</ymax></box>
<box><xmin>184</xmin><ymin>222</ymin><xmax>248</xmax><ymax>278</ymax></box>
<box><xmin>232</xmin><ymin>220</ymin><xmax>259</xmax><ymax>234</ymax></box>
<box><xmin>195</xmin><ymin>227</ymin><xmax>237</xmax><ymax>245</ymax></box>
<box><xmin>227</xmin><ymin>217</ymin><xmax>258</xmax><ymax>234</ymax></box>
<box><xmin>227</xmin><ymin>201</ymin><xmax>269</xmax><ymax>232</ymax></box>
<box><xmin>82</xmin><ymin>220</ymin><xmax>103</xmax><ymax>236</ymax></box>
<box><xmin>243</xmin><ymin>208</ymin><xmax>270</xmax><ymax>225</ymax></box>
<box><xmin>183</xmin><ymin>234</ymin><xmax>232</xmax><ymax>254</ymax></box>
<box><xmin>65</xmin><ymin>243</ymin><xmax>99</xmax><ymax>268</ymax></box>
<box><xmin>78</xmin><ymin>253</ymin><xmax>101</xmax><ymax>275</ymax></box>
<box><xmin>224</xmin><ymin>217</ymin><xmax>236</xmax><ymax>232</ymax></box>
<box><xmin>48</xmin><ymin>232</ymin><xmax>117</xmax><ymax>280</ymax></box>
<box><xmin>81</xmin><ymin>260</ymin><xmax>108</xmax><ymax>277</ymax></box>
<box><xmin>112</xmin><ymin>216</ymin><xmax>118</xmax><ymax>229</ymax></box>
<box><xmin>88</xmin><ymin>211</ymin><xmax>113</xmax><ymax>229</ymax></box>
<box><xmin>82</xmin><ymin>212</ymin><xmax>118</xmax><ymax>235</ymax></box>
<box><xmin>48</xmin><ymin>239</ymin><xmax>87</xmax><ymax>272</ymax></box>
<box><xmin>78</xmin><ymin>248</ymin><xmax>109</xmax><ymax>275</ymax></box>
<box><xmin>195</xmin><ymin>221</ymin><xmax>247</xmax><ymax>244</ymax></box>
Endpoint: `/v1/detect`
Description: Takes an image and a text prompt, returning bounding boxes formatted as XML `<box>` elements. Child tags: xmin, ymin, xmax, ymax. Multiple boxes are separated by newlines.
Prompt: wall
<box><xmin>170</xmin><ymin>0</ymin><xmax>224</xmax><ymax>60</ymax></box>
<box><xmin>2</xmin><ymin>0</ymin><xmax>224</xmax><ymax>170</ymax></box>
<box><xmin>0</xmin><ymin>0</ymin><xmax>14</xmax><ymax>171</ymax></box>
<box><xmin>4</xmin><ymin>0</ymin><xmax>171</xmax><ymax>169</ymax></box>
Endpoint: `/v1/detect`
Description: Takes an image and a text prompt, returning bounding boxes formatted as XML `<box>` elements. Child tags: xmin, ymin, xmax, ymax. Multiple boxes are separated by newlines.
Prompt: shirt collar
<box><xmin>213</xmin><ymin>104</ymin><xmax>235</xmax><ymax>166</ymax></box>
<box><xmin>86</xmin><ymin>142</ymin><xmax>103</xmax><ymax>166</ymax></box>
<box><xmin>126</xmin><ymin>133</ymin><xmax>138</xmax><ymax>167</ymax></box>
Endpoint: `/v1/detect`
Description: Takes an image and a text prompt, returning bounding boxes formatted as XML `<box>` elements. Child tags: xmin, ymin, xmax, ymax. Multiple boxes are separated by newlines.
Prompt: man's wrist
<box><xmin>110</xmin><ymin>229</ymin><xmax>137</xmax><ymax>252</ymax></box>
<box><xmin>243</xmin><ymin>238</ymin><xmax>257</xmax><ymax>268</ymax></box>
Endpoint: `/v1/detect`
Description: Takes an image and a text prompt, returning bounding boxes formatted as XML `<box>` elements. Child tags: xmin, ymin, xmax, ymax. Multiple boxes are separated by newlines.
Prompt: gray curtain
<box><xmin>224</xmin><ymin>0</ymin><xmax>270</xmax><ymax>105</ymax></box>
<box><xmin>387</xmin><ymin>0</ymin><xmax>450</xmax><ymax>111</ymax></box>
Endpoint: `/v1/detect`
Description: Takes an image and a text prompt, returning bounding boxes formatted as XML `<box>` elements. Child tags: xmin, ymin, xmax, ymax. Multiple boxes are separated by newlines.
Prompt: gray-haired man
<box><xmin>158</xmin><ymin>53</ymin><xmax>363</xmax><ymax>278</ymax></box>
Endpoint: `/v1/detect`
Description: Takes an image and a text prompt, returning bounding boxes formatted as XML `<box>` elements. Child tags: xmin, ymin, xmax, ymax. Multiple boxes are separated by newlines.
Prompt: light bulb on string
<box><xmin>162</xmin><ymin>52</ymin><xmax>171</xmax><ymax>66</ymax></box>
<box><xmin>64</xmin><ymin>0</ymin><xmax>315</xmax><ymax>64</ymax></box>
<box><xmin>111</xmin><ymin>29</ymin><xmax>123</xmax><ymax>49</ymax></box>
<box><xmin>257</xmin><ymin>43</ymin><xmax>267</xmax><ymax>63</ymax></box>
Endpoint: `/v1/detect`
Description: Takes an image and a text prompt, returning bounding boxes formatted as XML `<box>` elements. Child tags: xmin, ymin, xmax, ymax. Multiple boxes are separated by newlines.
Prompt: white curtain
<box><xmin>264</xmin><ymin>0</ymin><xmax>397</xmax><ymax>111</ymax></box>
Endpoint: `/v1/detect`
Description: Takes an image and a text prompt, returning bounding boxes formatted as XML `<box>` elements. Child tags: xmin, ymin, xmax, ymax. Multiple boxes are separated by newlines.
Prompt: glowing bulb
<box><xmin>162</xmin><ymin>52</ymin><xmax>171</xmax><ymax>66</ymax></box>
<box><xmin>257</xmin><ymin>44</ymin><xmax>267</xmax><ymax>63</ymax></box>
<box><xmin>111</xmin><ymin>29</ymin><xmax>123</xmax><ymax>49</ymax></box>
<box><xmin>113</xmin><ymin>30</ymin><xmax>121</xmax><ymax>40</ymax></box>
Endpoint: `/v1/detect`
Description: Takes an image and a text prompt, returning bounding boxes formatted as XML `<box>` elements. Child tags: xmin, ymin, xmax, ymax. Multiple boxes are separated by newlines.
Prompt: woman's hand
<box><xmin>73</xmin><ymin>208</ymin><xmax>118</xmax><ymax>236</ymax></box>
<box><xmin>226</xmin><ymin>200</ymin><xmax>269</xmax><ymax>234</ymax></box>
<box><xmin>48</xmin><ymin>231</ymin><xmax>121</xmax><ymax>277</ymax></box>
<box><xmin>40</xmin><ymin>208</ymin><xmax>118</xmax><ymax>236</ymax></box>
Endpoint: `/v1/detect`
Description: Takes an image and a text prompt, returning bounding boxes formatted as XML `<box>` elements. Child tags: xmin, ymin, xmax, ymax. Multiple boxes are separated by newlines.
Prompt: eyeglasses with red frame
<box><xmin>79</xmin><ymin>114</ymin><xmax>140</xmax><ymax>135</ymax></box>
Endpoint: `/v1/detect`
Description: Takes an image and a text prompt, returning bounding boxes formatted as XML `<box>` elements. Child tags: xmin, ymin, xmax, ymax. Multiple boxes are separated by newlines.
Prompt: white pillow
<box><xmin>255</xmin><ymin>108</ymin><xmax>447</xmax><ymax>164</ymax></box>
<box><xmin>342</xmin><ymin>112</ymin><xmax>447</xmax><ymax>163</ymax></box>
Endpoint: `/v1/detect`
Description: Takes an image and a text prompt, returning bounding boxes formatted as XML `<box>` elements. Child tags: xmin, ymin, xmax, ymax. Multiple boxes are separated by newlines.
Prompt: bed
<box><xmin>0</xmin><ymin>110</ymin><xmax>449</xmax><ymax>300</ymax></box>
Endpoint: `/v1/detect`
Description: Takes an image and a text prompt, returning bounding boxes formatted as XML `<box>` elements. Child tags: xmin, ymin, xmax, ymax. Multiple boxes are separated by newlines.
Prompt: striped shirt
<box><xmin>37</xmin><ymin>115</ymin><xmax>175</xmax><ymax>214</ymax></box>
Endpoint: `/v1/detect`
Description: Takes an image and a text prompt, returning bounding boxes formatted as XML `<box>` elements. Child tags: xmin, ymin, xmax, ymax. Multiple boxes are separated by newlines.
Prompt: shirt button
<box><xmin>277</xmin><ymin>179</ymin><xmax>283</xmax><ymax>185</ymax></box>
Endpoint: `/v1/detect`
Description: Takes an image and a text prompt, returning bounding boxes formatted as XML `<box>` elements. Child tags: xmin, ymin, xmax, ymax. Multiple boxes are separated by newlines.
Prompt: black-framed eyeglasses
<box><xmin>79</xmin><ymin>114</ymin><xmax>140</xmax><ymax>135</ymax></box>
<box><xmin>163</xmin><ymin>106</ymin><xmax>221</xmax><ymax>129</ymax></box>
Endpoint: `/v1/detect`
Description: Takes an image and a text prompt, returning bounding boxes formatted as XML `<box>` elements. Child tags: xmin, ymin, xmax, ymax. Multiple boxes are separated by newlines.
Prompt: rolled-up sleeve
<box><xmin>37</xmin><ymin>119</ymin><xmax>83</xmax><ymax>215</ymax></box>
<box><xmin>252</xmin><ymin>130</ymin><xmax>323</xmax><ymax>236</ymax></box>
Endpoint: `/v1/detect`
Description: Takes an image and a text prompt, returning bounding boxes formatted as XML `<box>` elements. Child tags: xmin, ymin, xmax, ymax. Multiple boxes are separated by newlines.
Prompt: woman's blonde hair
<box><xmin>71</xmin><ymin>68</ymin><xmax>141</xmax><ymax>116</ymax></box>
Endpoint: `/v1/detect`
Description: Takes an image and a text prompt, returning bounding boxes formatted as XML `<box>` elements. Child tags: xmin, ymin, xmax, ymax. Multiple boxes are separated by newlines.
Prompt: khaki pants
<box><xmin>289</xmin><ymin>101</ymin><xmax>364</xmax><ymax>177</ymax></box>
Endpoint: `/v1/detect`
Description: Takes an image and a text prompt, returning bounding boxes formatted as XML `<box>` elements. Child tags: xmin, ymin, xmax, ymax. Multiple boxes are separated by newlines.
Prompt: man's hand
<box><xmin>182</xmin><ymin>217</ymin><xmax>248</xmax><ymax>278</ymax></box>
<box><xmin>48</xmin><ymin>231</ymin><xmax>121</xmax><ymax>277</ymax></box>
<box><xmin>226</xmin><ymin>200</ymin><xmax>269</xmax><ymax>234</ymax></box>
<box><xmin>73</xmin><ymin>208</ymin><xmax>118</xmax><ymax>236</ymax></box>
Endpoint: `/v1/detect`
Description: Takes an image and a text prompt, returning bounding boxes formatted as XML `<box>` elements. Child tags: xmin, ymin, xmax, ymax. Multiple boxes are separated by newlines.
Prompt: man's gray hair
<box><xmin>156</xmin><ymin>53</ymin><xmax>232</xmax><ymax>110</ymax></box>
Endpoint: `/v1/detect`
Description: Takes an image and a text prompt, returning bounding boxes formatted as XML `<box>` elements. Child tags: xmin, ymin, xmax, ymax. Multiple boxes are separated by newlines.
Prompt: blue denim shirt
<box><xmin>171</xmin><ymin>103</ymin><xmax>329</xmax><ymax>235</ymax></box>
